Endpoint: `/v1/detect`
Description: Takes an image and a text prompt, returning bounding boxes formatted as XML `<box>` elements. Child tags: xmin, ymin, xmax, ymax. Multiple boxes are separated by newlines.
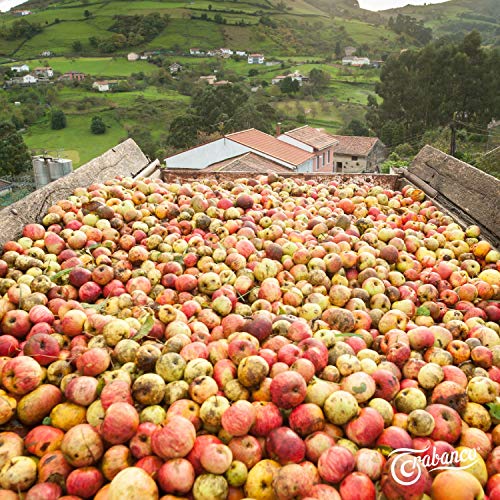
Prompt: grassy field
<box><xmin>2</xmin><ymin>57</ymin><xmax>159</xmax><ymax>76</ymax></box>
<box><xmin>24</xmin><ymin>110</ymin><xmax>127</xmax><ymax>166</ymax></box>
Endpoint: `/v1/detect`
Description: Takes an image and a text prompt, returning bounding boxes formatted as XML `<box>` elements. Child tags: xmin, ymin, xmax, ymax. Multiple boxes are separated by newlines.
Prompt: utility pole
<box><xmin>450</xmin><ymin>111</ymin><xmax>457</xmax><ymax>157</ymax></box>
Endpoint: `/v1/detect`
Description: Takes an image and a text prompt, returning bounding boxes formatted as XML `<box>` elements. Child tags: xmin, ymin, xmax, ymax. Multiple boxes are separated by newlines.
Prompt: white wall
<box><xmin>277</xmin><ymin>134</ymin><xmax>314</xmax><ymax>153</ymax></box>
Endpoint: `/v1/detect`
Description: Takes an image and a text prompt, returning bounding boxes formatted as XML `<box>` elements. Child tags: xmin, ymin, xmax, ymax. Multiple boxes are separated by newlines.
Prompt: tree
<box><xmin>51</xmin><ymin>110</ymin><xmax>66</xmax><ymax>130</ymax></box>
<box><xmin>0</xmin><ymin>121</ymin><xmax>31</xmax><ymax>176</ymax></box>
<box><xmin>308</xmin><ymin>68</ymin><xmax>331</xmax><ymax>90</ymax></box>
<box><xmin>90</xmin><ymin>116</ymin><xmax>106</xmax><ymax>135</ymax></box>
<box><xmin>72</xmin><ymin>40</ymin><xmax>83</xmax><ymax>52</ymax></box>
<box><xmin>168</xmin><ymin>114</ymin><xmax>199</xmax><ymax>149</ymax></box>
<box><xmin>280</xmin><ymin>77</ymin><xmax>300</xmax><ymax>94</ymax></box>
<box><xmin>248</xmin><ymin>69</ymin><xmax>259</xmax><ymax>77</ymax></box>
<box><xmin>84</xmin><ymin>10</ymin><xmax>91</xmax><ymax>18</ymax></box>
<box><xmin>343</xmin><ymin>119</ymin><xmax>370</xmax><ymax>136</ymax></box>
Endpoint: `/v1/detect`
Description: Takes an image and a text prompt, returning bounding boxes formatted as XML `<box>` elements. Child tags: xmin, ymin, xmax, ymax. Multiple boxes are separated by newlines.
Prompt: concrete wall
<box><xmin>0</xmin><ymin>139</ymin><xmax>150</xmax><ymax>247</ymax></box>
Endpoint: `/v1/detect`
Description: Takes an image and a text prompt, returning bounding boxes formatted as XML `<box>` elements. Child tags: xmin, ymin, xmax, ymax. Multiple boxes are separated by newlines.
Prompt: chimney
<box><xmin>276</xmin><ymin>122</ymin><xmax>281</xmax><ymax>137</ymax></box>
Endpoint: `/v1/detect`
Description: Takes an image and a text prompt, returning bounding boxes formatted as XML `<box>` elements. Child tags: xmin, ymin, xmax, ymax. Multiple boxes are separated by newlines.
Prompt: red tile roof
<box><xmin>204</xmin><ymin>153</ymin><xmax>292</xmax><ymax>173</ymax></box>
<box><xmin>329</xmin><ymin>135</ymin><xmax>382</xmax><ymax>156</ymax></box>
<box><xmin>285</xmin><ymin>126</ymin><xmax>338</xmax><ymax>150</ymax></box>
<box><xmin>226</xmin><ymin>129</ymin><xmax>313</xmax><ymax>166</ymax></box>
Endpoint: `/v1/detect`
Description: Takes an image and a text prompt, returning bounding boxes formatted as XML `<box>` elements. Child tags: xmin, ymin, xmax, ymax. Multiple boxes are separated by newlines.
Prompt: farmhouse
<box><xmin>164</xmin><ymin>128</ymin><xmax>315</xmax><ymax>173</ymax></box>
<box><xmin>278</xmin><ymin>125</ymin><xmax>338</xmax><ymax>173</ymax></box>
<box><xmin>34</xmin><ymin>67</ymin><xmax>54</xmax><ymax>78</ymax></box>
<box><xmin>12</xmin><ymin>10</ymin><xmax>31</xmax><ymax>16</ymax></box>
<box><xmin>127</xmin><ymin>52</ymin><xmax>140</xmax><ymax>61</ymax></box>
<box><xmin>40</xmin><ymin>50</ymin><xmax>52</xmax><ymax>57</ymax></box>
<box><xmin>271</xmin><ymin>71</ymin><xmax>308</xmax><ymax>86</ymax></box>
<box><xmin>59</xmin><ymin>72</ymin><xmax>86</xmax><ymax>81</ymax></box>
<box><xmin>248</xmin><ymin>54</ymin><xmax>265</xmax><ymax>64</ymax></box>
<box><xmin>235</xmin><ymin>51</ymin><xmax>247</xmax><ymax>57</ymax></box>
<box><xmin>342</xmin><ymin>56</ymin><xmax>371</xmax><ymax>67</ymax></box>
<box><xmin>199</xmin><ymin>75</ymin><xmax>217</xmax><ymax>85</ymax></box>
<box><xmin>92</xmin><ymin>80</ymin><xmax>118</xmax><ymax>92</ymax></box>
<box><xmin>189</xmin><ymin>48</ymin><xmax>203</xmax><ymax>56</ymax></box>
<box><xmin>11</xmin><ymin>65</ymin><xmax>30</xmax><ymax>73</ymax></box>
<box><xmin>329</xmin><ymin>135</ymin><xmax>386</xmax><ymax>173</ymax></box>
<box><xmin>169</xmin><ymin>63</ymin><xmax>183</xmax><ymax>74</ymax></box>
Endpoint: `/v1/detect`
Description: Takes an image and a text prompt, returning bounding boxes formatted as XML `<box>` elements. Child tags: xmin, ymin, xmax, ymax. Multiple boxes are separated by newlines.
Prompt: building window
<box><xmin>336</xmin><ymin>161</ymin><xmax>343</xmax><ymax>172</ymax></box>
<box><xmin>316</xmin><ymin>156</ymin><xmax>320</xmax><ymax>169</ymax></box>
<box><xmin>327</xmin><ymin>150</ymin><xmax>331</xmax><ymax>163</ymax></box>
<box><xmin>322</xmin><ymin>153</ymin><xmax>325</xmax><ymax>166</ymax></box>
<box><xmin>352</xmin><ymin>156</ymin><xmax>358</xmax><ymax>161</ymax></box>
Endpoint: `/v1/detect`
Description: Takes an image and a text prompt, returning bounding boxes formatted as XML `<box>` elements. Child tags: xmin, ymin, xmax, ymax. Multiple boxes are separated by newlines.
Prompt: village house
<box><xmin>342</xmin><ymin>56</ymin><xmax>371</xmax><ymax>67</ymax></box>
<box><xmin>271</xmin><ymin>71</ymin><xmax>308</xmax><ymax>86</ymax></box>
<box><xmin>34</xmin><ymin>67</ymin><xmax>54</xmax><ymax>78</ymax></box>
<box><xmin>235</xmin><ymin>51</ymin><xmax>247</xmax><ymax>57</ymax></box>
<box><xmin>248</xmin><ymin>54</ymin><xmax>265</xmax><ymax>64</ymax></box>
<box><xmin>40</xmin><ymin>50</ymin><xmax>53</xmax><ymax>57</ymax></box>
<box><xmin>169</xmin><ymin>63</ymin><xmax>183</xmax><ymax>74</ymax></box>
<box><xmin>189</xmin><ymin>48</ymin><xmax>203</xmax><ymax>56</ymax></box>
<box><xmin>92</xmin><ymin>80</ymin><xmax>118</xmax><ymax>92</ymax></box>
<box><xmin>12</xmin><ymin>10</ymin><xmax>31</xmax><ymax>16</ymax></box>
<box><xmin>213</xmin><ymin>80</ymin><xmax>231</xmax><ymax>86</ymax></box>
<box><xmin>5</xmin><ymin>74</ymin><xmax>38</xmax><ymax>87</ymax></box>
<box><xmin>140</xmin><ymin>51</ymin><xmax>156</xmax><ymax>60</ymax></box>
<box><xmin>164</xmin><ymin>128</ymin><xmax>315</xmax><ymax>173</ymax></box>
<box><xmin>11</xmin><ymin>64</ymin><xmax>30</xmax><ymax>73</ymax></box>
<box><xmin>127</xmin><ymin>52</ymin><xmax>140</xmax><ymax>61</ymax></box>
<box><xmin>278</xmin><ymin>125</ymin><xmax>338</xmax><ymax>173</ymax></box>
<box><xmin>219</xmin><ymin>48</ymin><xmax>233</xmax><ymax>56</ymax></box>
<box><xmin>59</xmin><ymin>71</ymin><xmax>86</xmax><ymax>81</ymax></box>
<box><xmin>199</xmin><ymin>75</ymin><xmax>217</xmax><ymax>85</ymax></box>
<box><xmin>329</xmin><ymin>135</ymin><xmax>386</xmax><ymax>173</ymax></box>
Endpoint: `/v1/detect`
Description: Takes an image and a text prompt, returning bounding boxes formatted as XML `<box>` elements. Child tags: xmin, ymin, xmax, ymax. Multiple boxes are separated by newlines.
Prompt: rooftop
<box><xmin>284</xmin><ymin>125</ymin><xmax>338</xmax><ymax>150</ymax></box>
<box><xmin>205</xmin><ymin>152</ymin><xmax>292</xmax><ymax>173</ymax></box>
<box><xmin>329</xmin><ymin>135</ymin><xmax>381</xmax><ymax>156</ymax></box>
<box><xmin>226</xmin><ymin>128</ymin><xmax>314</xmax><ymax>166</ymax></box>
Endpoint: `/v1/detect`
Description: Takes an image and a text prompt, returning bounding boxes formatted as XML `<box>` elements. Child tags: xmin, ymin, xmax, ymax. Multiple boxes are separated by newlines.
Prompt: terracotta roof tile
<box><xmin>204</xmin><ymin>153</ymin><xmax>292</xmax><ymax>173</ymax></box>
<box><xmin>329</xmin><ymin>135</ymin><xmax>382</xmax><ymax>156</ymax></box>
<box><xmin>226</xmin><ymin>129</ymin><xmax>313</xmax><ymax>166</ymax></box>
<box><xmin>285</xmin><ymin>126</ymin><xmax>338</xmax><ymax>150</ymax></box>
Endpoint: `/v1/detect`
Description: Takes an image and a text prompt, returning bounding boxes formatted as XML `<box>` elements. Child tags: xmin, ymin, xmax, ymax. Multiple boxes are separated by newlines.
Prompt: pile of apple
<box><xmin>0</xmin><ymin>173</ymin><xmax>498</xmax><ymax>500</ymax></box>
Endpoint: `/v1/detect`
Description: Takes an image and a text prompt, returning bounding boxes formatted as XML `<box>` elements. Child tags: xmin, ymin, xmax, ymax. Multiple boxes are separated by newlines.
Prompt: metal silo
<box><xmin>48</xmin><ymin>159</ymin><xmax>63</xmax><ymax>181</ymax></box>
<box><xmin>32</xmin><ymin>157</ymin><xmax>51</xmax><ymax>189</ymax></box>
<box><xmin>59</xmin><ymin>158</ymin><xmax>73</xmax><ymax>176</ymax></box>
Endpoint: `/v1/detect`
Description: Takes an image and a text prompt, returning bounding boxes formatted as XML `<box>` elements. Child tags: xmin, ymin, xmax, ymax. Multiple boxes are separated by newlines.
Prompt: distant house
<box><xmin>127</xmin><ymin>52</ymin><xmax>140</xmax><ymax>61</ymax></box>
<box><xmin>213</xmin><ymin>80</ymin><xmax>231</xmax><ymax>86</ymax></box>
<box><xmin>169</xmin><ymin>63</ymin><xmax>183</xmax><ymax>74</ymax></box>
<box><xmin>40</xmin><ymin>50</ymin><xmax>53</xmax><ymax>57</ymax></box>
<box><xmin>342</xmin><ymin>56</ymin><xmax>370</xmax><ymax>67</ymax></box>
<box><xmin>22</xmin><ymin>74</ymin><xmax>38</xmax><ymax>84</ymax></box>
<box><xmin>190</xmin><ymin>48</ymin><xmax>202</xmax><ymax>56</ymax></box>
<box><xmin>235</xmin><ymin>51</ymin><xmax>247</xmax><ymax>57</ymax></box>
<box><xmin>140</xmin><ymin>51</ymin><xmax>156</xmax><ymax>60</ymax></box>
<box><xmin>271</xmin><ymin>71</ymin><xmax>308</xmax><ymax>86</ymax></box>
<box><xmin>344</xmin><ymin>46</ymin><xmax>357</xmax><ymax>57</ymax></box>
<box><xmin>329</xmin><ymin>135</ymin><xmax>386</xmax><ymax>173</ymax></box>
<box><xmin>12</xmin><ymin>10</ymin><xmax>31</xmax><ymax>16</ymax></box>
<box><xmin>34</xmin><ymin>67</ymin><xmax>54</xmax><ymax>78</ymax></box>
<box><xmin>199</xmin><ymin>75</ymin><xmax>217</xmax><ymax>85</ymax></box>
<box><xmin>278</xmin><ymin>125</ymin><xmax>338</xmax><ymax>173</ymax></box>
<box><xmin>248</xmin><ymin>54</ymin><xmax>265</xmax><ymax>64</ymax></box>
<box><xmin>92</xmin><ymin>80</ymin><xmax>118</xmax><ymax>92</ymax></box>
<box><xmin>59</xmin><ymin>71</ymin><xmax>86</xmax><ymax>81</ymax></box>
<box><xmin>207</xmin><ymin>50</ymin><xmax>219</xmax><ymax>57</ymax></box>
<box><xmin>11</xmin><ymin>64</ymin><xmax>30</xmax><ymax>73</ymax></box>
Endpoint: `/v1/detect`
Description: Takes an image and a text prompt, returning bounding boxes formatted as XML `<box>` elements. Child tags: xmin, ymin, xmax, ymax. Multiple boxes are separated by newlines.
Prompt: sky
<box><xmin>358</xmin><ymin>0</ymin><xmax>450</xmax><ymax>10</ymax></box>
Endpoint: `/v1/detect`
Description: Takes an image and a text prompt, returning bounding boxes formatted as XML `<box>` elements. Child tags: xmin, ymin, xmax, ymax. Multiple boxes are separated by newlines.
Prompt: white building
<box><xmin>342</xmin><ymin>56</ymin><xmax>370</xmax><ymax>67</ymax></box>
<box><xmin>127</xmin><ymin>52</ymin><xmax>140</xmax><ymax>61</ymax></box>
<box><xmin>235</xmin><ymin>51</ymin><xmax>247</xmax><ymax>57</ymax></box>
<box><xmin>199</xmin><ymin>75</ymin><xmax>217</xmax><ymax>85</ymax></box>
<box><xmin>248</xmin><ymin>54</ymin><xmax>265</xmax><ymax>64</ymax></box>
<box><xmin>190</xmin><ymin>48</ymin><xmax>202</xmax><ymax>55</ymax></box>
<box><xmin>11</xmin><ymin>64</ymin><xmax>30</xmax><ymax>73</ymax></box>
<box><xmin>40</xmin><ymin>50</ymin><xmax>52</xmax><ymax>57</ymax></box>
<box><xmin>34</xmin><ymin>67</ymin><xmax>54</xmax><ymax>78</ymax></box>
<box><xmin>92</xmin><ymin>80</ymin><xmax>118</xmax><ymax>92</ymax></box>
<box><xmin>22</xmin><ymin>75</ymin><xmax>38</xmax><ymax>84</ymax></box>
<box><xmin>271</xmin><ymin>71</ymin><xmax>308</xmax><ymax>86</ymax></box>
<box><xmin>219</xmin><ymin>48</ymin><xmax>233</xmax><ymax>56</ymax></box>
<box><xmin>169</xmin><ymin>63</ymin><xmax>183</xmax><ymax>74</ymax></box>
